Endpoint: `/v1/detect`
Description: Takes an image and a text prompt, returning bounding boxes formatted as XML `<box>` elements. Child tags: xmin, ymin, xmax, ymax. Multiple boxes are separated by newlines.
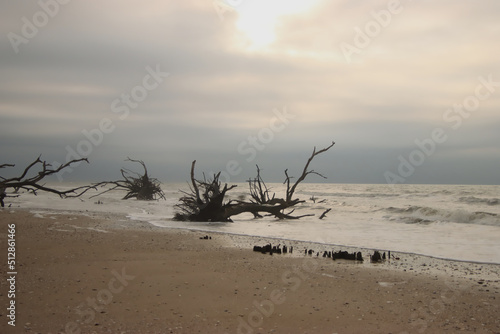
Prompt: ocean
<box><xmin>6</xmin><ymin>182</ymin><xmax>500</xmax><ymax>264</ymax></box>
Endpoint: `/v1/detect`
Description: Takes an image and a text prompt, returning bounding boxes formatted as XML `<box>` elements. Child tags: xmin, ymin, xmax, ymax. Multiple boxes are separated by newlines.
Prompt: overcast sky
<box><xmin>1</xmin><ymin>0</ymin><xmax>499</xmax><ymax>184</ymax></box>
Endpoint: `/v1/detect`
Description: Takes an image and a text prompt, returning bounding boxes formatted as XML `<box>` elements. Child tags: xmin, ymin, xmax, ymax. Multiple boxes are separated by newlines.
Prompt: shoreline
<box><xmin>5</xmin><ymin>182</ymin><xmax>500</xmax><ymax>266</ymax></box>
<box><xmin>9</xmin><ymin>206</ymin><xmax>500</xmax><ymax>283</ymax></box>
<box><xmin>23</xmin><ymin>204</ymin><xmax>500</xmax><ymax>266</ymax></box>
<box><xmin>1</xmin><ymin>208</ymin><xmax>500</xmax><ymax>333</ymax></box>
<box><xmin>18</xmin><ymin>206</ymin><xmax>500</xmax><ymax>274</ymax></box>
<box><xmin>148</xmin><ymin>223</ymin><xmax>500</xmax><ymax>266</ymax></box>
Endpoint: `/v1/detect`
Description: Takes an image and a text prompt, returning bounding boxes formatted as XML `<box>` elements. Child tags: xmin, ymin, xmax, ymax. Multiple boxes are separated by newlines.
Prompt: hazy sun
<box><xmin>231</xmin><ymin>0</ymin><xmax>321</xmax><ymax>51</ymax></box>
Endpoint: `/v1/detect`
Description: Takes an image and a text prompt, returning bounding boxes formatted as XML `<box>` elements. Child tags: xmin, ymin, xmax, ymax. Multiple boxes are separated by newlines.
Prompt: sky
<box><xmin>1</xmin><ymin>0</ymin><xmax>499</xmax><ymax>185</ymax></box>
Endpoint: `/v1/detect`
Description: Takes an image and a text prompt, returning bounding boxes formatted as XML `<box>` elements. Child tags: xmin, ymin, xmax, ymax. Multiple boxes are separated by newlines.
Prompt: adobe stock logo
<box><xmin>52</xmin><ymin>65</ymin><xmax>169</xmax><ymax>181</ymax></box>
<box><xmin>339</xmin><ymin>0</ymin><xmax>412</xmax><ymax>63</ymax></box>
<box><xmin>62</xmin><ymin>267</ymin><xmax>135</xmax><ymax>334</ymax></box>
<box><xmin>207</xmin><ymin>107</ymin><xmax>295</xmax><ymax>183</ymax></box>
<box><xmin>7</xmin><ymin>0</ymin><xmax>72</xmax><ymax>54</ymax></box>
<box><xmin>384</xmin><ymin>74</ymin><xmax>499</xmax><ymax>184</ymax></box>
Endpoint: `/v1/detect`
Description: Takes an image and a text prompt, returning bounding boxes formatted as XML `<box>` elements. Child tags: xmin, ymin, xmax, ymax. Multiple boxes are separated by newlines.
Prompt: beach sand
<box><xmin>1</xmin><ymin>209</ymin><xmax>499</xmax><ymax>334</ymax></box>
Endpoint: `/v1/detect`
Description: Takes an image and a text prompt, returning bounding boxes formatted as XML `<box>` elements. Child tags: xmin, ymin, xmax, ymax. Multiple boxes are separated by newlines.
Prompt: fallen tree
<box><xmin>0</xmin><ymin>156</ymin><xmax>91</xmax><ymax>207</ymax></box>
<box><xmin>90</xmin><ymin>158</ymin><xmax>165</xmax><ymax>200</ymax></box>
<box><xmin>173</xmin><ymin>141</ymin><xmax>335</xmax><ymax>222</ymax></box>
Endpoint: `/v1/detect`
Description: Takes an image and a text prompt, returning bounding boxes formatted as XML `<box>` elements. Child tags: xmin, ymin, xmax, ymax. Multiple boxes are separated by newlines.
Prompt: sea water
<box><xmin>5</xmin><ymin>182</ymin><xmax>500</xmax><ymax>264</ymax></box>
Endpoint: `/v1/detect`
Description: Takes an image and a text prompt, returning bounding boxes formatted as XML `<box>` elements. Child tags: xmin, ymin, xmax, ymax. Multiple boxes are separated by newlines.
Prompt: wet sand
<box><xmin>0</xmin><ymin>209</ymin><xmax>499</xmax><ymax>333</ymax></box>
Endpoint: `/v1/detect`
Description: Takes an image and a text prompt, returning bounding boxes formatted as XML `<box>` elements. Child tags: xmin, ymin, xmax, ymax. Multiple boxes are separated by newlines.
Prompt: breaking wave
<box><xmin>459</xmin><ymin>196</ymin><xmax>500</xmax><ymax>206</ymax></box>
<box><xmin>299</xmin><ymin>191</ymin><xmax>399</xmax><ymax>199</ymax></box>
<box><xmin>385</xmin><ymin>206</ymin><xmax>500</xmax><ymax>227</ymax></box>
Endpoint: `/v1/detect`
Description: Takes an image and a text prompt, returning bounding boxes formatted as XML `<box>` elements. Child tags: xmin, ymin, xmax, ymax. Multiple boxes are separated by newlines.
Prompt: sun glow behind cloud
<box><xmin>1</xmin><ymin>1</ymin><xmax>500</xmax><ymax>183</ymax></box>
<box><xmin>231</xmin><ymin>0</ymin><xmax>322</xmax><ymax>51</ymax></box>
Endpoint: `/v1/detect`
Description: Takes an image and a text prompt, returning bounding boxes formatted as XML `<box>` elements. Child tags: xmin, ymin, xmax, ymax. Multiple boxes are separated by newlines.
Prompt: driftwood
<box><xmin>174</xmin><ymin>142</ymin><xmax>335</xmax><ymax>222</ymax></box>
<box><xmin>331</xmin><ymin>250</ymin><xmax>364</xmax><ymax>261</ymax></box>
<box><xmin>173</xmin><ymin>161</ymin><xmax>238</xmax><ymax>221</ymax></box>
<box><xmin>90</xmin><ymin>158</ymin><xmax>165</xmax><ymax>200</ymax></box>
<box><xmin>251</xmin><ymin>244</ymin><xmax>363</xmax><ymax>261</ymax></box>
<box><xmin>253</xmin><ymin>243</ymin><xmax>292</xmax><ymax>255</ymax></box>
<box><xmin>251</xmin><ymin>245</ymin><xmax>400</xmax><ymax>264</ymax></box>
<box><xmin>319</xmin><ymin>208</ymin><xmax>332</xmax><ymax>219</ymax></box>
<box><xmin>370</xmin><ymin>251</ymin><xmax>385</xmax><ymax>262</ymax></box>
<box><xmin>0</xmin><ymin>156</ymin><xmax>92</xmax><ymax>207</ymax></box>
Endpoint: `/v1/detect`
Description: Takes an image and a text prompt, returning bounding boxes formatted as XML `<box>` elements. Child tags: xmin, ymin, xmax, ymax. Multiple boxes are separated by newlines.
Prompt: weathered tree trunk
<box><xmin>174</xmin><ymin>161</ymin><xmax>236</xmax><ymax>221</ymax></box>
<box><xmin>174</xmin><ymin>142</ymin><xmax>335</xmax><ymax>222</ymax></box>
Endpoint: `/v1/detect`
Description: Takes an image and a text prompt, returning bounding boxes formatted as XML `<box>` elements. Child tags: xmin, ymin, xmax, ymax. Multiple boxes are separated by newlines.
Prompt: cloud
<box><xmin>0</xmin><ymin>0</ymin><xmax>499</xmax><ymax>184</ymax></box>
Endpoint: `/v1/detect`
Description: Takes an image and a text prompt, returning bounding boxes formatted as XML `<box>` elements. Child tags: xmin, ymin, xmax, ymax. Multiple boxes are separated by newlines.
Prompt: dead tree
<box><xmin>0</xmin><ymin>156</ymin><xmax>92</xmax><ymax>207</ymax></box>
<box><xmin>173</xmin><ymin>141</ymin><xmax>335</xmax><ymax>222</ymax></box>
<box><xmin>173</xmin><ymin>160</ymin><xmax>237</xmax><ymax>221</ymax></box>
<box><xmin>90</xmin><ymin>158</ymin><xmax>165</xmax><ymax>200</ymax></box>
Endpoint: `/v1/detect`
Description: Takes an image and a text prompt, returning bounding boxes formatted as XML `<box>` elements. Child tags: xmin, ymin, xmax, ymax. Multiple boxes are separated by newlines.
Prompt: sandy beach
<box><xmin>1</xmin><ymin>209</ymin><xmax>499</xmax><ymax>334</ymax></box>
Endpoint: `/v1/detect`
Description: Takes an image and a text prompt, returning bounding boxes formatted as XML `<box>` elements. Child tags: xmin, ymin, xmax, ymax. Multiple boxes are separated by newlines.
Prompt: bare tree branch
<box><xmin>0</xmin><ymin>163</ymin><xmax>15</xmax><ymax>169</ymax></box>
<box><xmin>247</xmin><ymin>165</ymin><xmax>276</xmax><ymax>205</ymax></box>
<box><xmin>190</xmin><ymin>160</ymin><xmax>202</xmax><ymax>204</ymax></box>
<box><xmin>286</xmin><ymin>141</ymin><xmax>335</xmax><ymax>202</ymax></box>
<box><xmin>0</xmin><ymin>156</ymin><xmax>93</xmax><ymax>207</ymax></box>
